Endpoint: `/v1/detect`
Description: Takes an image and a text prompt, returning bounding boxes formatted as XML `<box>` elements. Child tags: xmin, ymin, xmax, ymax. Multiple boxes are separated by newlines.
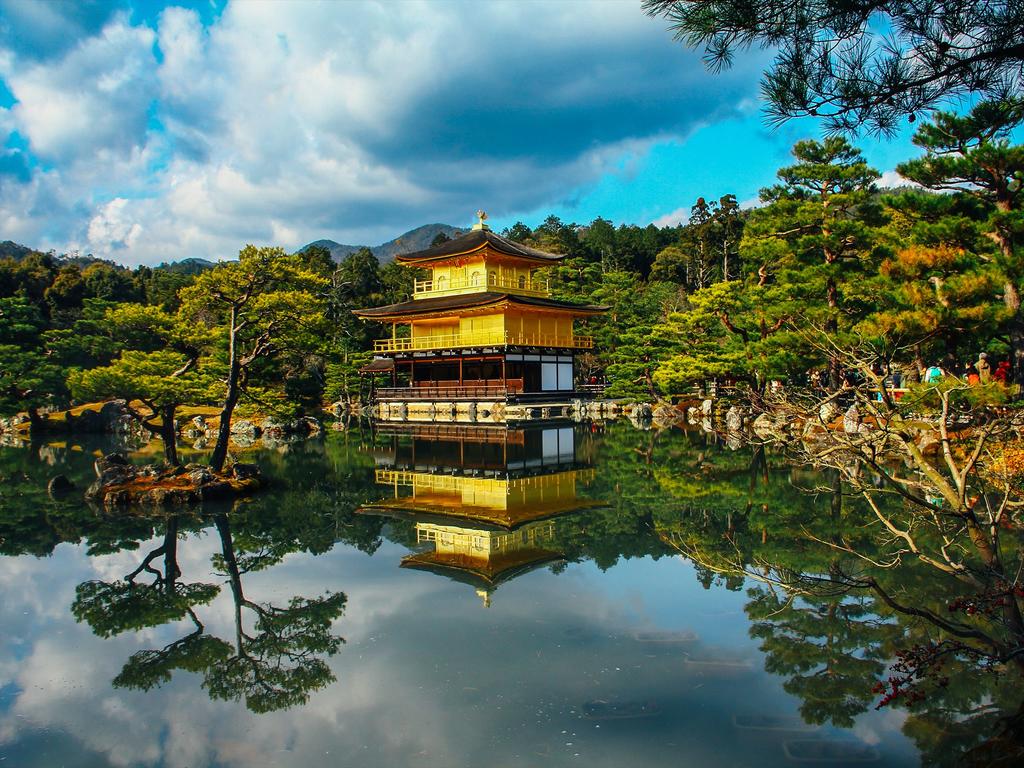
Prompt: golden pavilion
<box><xmin>353</xmin><ymin>211</ymin><xmax>606</xmax><ymax>423</ymax></box>
<box><xmin>359</xmin><ymin>425</ymin><xmax>602</xmax><ymax>606</ymax></box>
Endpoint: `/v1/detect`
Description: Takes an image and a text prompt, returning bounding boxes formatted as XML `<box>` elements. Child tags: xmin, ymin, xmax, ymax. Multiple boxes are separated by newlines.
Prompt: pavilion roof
<box><xmin>356</xmin><ymin>496</ymin><xmax>604</xmax><ymax>530</ymax></box>
<box><xmin>358</xmin><ymin>357</ymin><xmax>395</xmax><ymax>373</ymax></box>
<box><xmin>352</xmin><ymin>291</ymin><xmax>606</xmax><ymax>320</ymax></box>
<box><xmin>395</xmin><ymin>228</ymin><xmax>564</xmax><ymax>265</ymax></box>
<box><xmin>400</xmin><ymin>549</ymin><xmax>564</xmax><ymax>589</ymax></box>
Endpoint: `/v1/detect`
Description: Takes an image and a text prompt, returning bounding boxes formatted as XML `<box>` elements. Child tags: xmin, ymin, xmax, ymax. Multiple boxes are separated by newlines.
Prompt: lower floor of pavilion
<box><xmin>364</xmin><ymin>350</ymin><xmax>601</xmax><ymax>402</ymax></box>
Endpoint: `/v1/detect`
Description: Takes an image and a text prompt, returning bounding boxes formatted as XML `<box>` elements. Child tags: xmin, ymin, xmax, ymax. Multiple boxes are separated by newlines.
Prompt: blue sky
<box><xmin>0</xmin><ymin>0</ymin><xmax>924</xmax><ymax>265</ymax></box>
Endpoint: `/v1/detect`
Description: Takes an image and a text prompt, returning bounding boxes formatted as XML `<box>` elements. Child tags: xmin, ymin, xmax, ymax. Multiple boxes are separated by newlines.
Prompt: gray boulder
<box><xmin>73</xmin><ymin>401</ymin><xmax>129</xmax><ymax>434</ymax></box>
<box><xmin>843</xmin><ymin>404</ymin><xmax>861</xmax><ymax>434</ymax></box>
<box><xmin>725</xmin><ymin>406</ymin><xmax>744</xmax><ymax>433</ymax></box>
<box><xmin>188</xmin><ymin>466</ymin><xmax>215</xmax><ymax>485</ymax></box>
<box><xmin>751</xmin><ymin>413</ymin><xmax>775</xmax><ymax>439</ymax></box>
<box><xmin>99</xmin><ymin>400</ymin><xmax>130</xmax><ymax>431</ymax></box>
<box><xmin>230</xmin><ymin>419</ymin><xmax>260</xmax><ymax>437</ymax></box>
<box><xmin>260</xmin><ymin>418</ymin><xmax>284</xmax><ymax>436</ymax></box>
<box><xmin>630</xmin><ymin>403</ymin><xmax>653</xmax><ymax>419</ymax></box>
<box><xmin>87</xmin><ymin>454</ymin><xmax>137</xmax><ymax>500</ymax></box>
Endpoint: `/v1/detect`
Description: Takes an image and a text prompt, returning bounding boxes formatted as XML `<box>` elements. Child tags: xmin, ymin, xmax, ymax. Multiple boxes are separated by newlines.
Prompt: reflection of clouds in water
<box><xmin>2</xmin><ymin>536</ymin><xmax>589</xmax><ymax>767</ymax></box>
<box><xmin>854</xmin><ymin>707</ymin><xmax>909</xmax><ymax>746</ymax></box>
<box><xmin>0</xmin><ymin>530</ymin><xmax>920</xmax><ymax>768</ymax></box>
<box><xmin>0</xmin><ymin>547</ymin><xmax>88</xmax><ymax>622</ymax></box>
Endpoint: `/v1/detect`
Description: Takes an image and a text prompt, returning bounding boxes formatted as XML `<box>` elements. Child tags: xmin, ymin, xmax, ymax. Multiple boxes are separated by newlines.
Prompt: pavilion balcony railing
<box><xmin>373</xmin><ymin>330</ymin><xmax>593</xmax><ymax>353</ymax></box>
<box><xmin>413</xmin><ymin>274</ymin><xmax>550</xmax><ymax>298</ymax></box>
<box><xmin>375</xmin><ymin>468</ymin><xmax>596</xmax><ymax>492</ymax></box>
<box><xmin>375</xmin><ymin>383</ymin><xmax>511</xmax><ymax>400</ymax></box>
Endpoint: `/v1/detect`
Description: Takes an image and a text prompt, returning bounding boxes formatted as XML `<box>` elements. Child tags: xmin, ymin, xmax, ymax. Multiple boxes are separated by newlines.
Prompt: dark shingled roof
<box><xmin>395</xmin><ymin>228</ymin><xmax>564</xmax><ymax>264</ymax></box>
<box><xmin>358</xmin><ymin>357</ymin><xmax>395</xmax><ymax>373</ymax></box>
<box><xmin>352</xmin><ymin>291</ymin><xmax>606</xmax><ymax>319</ymax></box>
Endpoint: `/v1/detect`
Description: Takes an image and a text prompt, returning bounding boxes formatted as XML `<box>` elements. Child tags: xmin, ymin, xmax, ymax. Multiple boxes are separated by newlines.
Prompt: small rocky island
<box><xmin>86</xmin><ymin>454</ymin><xmax>263</xmax><ymax>508</ymax></box>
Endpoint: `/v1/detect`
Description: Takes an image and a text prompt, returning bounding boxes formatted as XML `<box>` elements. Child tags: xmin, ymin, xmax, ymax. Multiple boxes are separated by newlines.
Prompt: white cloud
<box><xmin>86</xmin><ymin>197</ymin><xmax>144</xmax><ymax>253</ymax></box>
<box><xmin>651</xmin><ymin>206</ymin><xmax>689</xmax><ymax>227</ymax></box>
<box><xmin>5</xmin><ymin>16</ymin><xmax>156</xmax><ymax>162</ymax></box>
<box><xmin>0</xmin><ymin>1</ymin><xmax>763</xmax><ymax>264</ymax></box>
<box><xmin>878</xmin><ymin>168</ymin><xmax>919</xmax><ymax>189</ymax></box>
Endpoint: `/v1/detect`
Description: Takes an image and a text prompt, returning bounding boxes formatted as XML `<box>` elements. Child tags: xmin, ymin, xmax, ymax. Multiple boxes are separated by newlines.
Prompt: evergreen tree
<box><xmin>897</xmin><ymin>99</ymin><xmax>1024</xmax><ymax>385</ymax></box>
<box><xmin>68</xmin><ymin>304</ymin><xmax>214</xmax><ymax>466</ymax></box>
<box><xmin>0</xmin><ymin>295</ymin><xmax>66</xmax><ymax>420</ymax></box>
<box><xmin>178</xmin><ymin>246</ymin><xmax>329</xmax><ymax>471</ymax></box>
<box><xmin>742</xmin><ymin>137</ymin><xmax>884</xmax><ymax>386</ymax></box>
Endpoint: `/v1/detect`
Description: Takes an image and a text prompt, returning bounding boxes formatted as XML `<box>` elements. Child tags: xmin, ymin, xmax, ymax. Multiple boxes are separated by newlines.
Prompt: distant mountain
<box><xmin>1</xmin><ymin>238</ymin><xmax>220</xmax><ymax>275</ymax></box>
<box><xmin>155</xmin><ymin>257</ymin><xmax>217</xmax><ymax>275</ymax></box>
<box><xmin>0</xmin><ymin>240</ymin><xmax>104</xmax><ymax>267</ymax></box>
<box><xmin>302</xmin><ymin>223</ymin><xmax>466</xmax><ymax>264</ymax></box>
<box><xmin>0</xmin><ymin>240</ymin><xmax>38</xmax><ymax>261</ymax></box>
<box><xmin>374</xmin><ymin>223</ymin><xmax>467</xmax><ymax>261</ymax></box>
<box><xmin>303</xmin><ymin>239</ymin><xmax>364</xmax><ymax>262</ymax></box>
<box><xmin>1</xmin><ymin>222</ymin><xmax>467</xmax><ymax>272</ymax></box>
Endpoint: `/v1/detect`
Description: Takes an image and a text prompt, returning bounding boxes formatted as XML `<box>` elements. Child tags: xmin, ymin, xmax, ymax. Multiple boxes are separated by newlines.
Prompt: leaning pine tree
<box><xmin>178</xmin><ymin>246</ymin><xmax>329</xmax><ymax>472</ymax></box>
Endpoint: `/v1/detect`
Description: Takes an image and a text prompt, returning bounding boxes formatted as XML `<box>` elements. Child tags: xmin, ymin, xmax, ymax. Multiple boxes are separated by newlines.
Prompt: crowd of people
<box><xmin>800</xmin><ymin>353</ymin><xmax>1016</xmax><ymax>398</ymax></box>
<box><xmin>901</xmin><ymin>353</ymin><xmax>1011</xmax><ymax>388</ymax></box>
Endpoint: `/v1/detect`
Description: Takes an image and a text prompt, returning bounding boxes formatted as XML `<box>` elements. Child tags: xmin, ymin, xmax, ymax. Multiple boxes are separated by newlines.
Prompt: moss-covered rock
<box><xmin>85</xmin><ymin>453</ymin><xmax>263</xmax><ymax>508</ymax></box>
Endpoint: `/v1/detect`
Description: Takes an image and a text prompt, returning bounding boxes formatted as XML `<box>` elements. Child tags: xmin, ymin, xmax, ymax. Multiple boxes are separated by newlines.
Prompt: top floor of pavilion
<box><xmin>396</xmin><ymin>211</ymin><xmax>563</xmax><ymax>301</ymax></box>
<box><xmin>352</xmin><ymin>212</ymin><xmax>605</xmax><ymax>359</ymax></box>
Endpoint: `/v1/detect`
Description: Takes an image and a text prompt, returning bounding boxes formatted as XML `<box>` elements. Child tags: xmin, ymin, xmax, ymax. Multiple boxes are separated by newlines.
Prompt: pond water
<box><xmin>0</xmin><ymin>423</ymin><xmax>1017</xmax><ymax>767</ymax></box>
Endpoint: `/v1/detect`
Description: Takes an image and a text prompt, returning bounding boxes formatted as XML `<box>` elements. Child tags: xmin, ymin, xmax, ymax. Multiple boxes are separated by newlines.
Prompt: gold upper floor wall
<box><xmin>373</xmin><ymin>310</ymin><xmax>592</xmax><ymax>352</ymax></box>
<box><xmin>412</xmin><ymin>254</ymin><xmax>549</xmax><ymax>300</ymax></box>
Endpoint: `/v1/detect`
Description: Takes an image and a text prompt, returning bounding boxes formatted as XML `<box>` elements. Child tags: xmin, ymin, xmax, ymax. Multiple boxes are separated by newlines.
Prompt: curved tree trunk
<box><xmin>161</xmin><ymin>404</ymin><xmax>179</xmax><ymax>466</ymax></box>
<box><xmin>210</xmin><ymin>311</ymin><xmax>241</xmax><ymax>473</ymax></box>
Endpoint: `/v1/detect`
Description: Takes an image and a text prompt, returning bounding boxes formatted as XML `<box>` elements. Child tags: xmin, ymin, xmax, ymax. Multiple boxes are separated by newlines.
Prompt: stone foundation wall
<box><xmin>375</xmin><ymin>399</ymin><xmax>622</xmax><ymax>424</ymax></box>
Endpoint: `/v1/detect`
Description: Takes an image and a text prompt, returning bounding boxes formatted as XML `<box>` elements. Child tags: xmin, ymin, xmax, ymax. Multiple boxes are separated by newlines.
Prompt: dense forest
<box><xmin>1</xmin><ymin>99</ymin><xmax>1022</xmax><ymax>428</ymax></box>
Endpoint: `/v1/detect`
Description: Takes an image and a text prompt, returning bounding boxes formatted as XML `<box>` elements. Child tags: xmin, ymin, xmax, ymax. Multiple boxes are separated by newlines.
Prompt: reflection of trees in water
<box><xmin>0</xmin><ymin>438</ymin><xmax>157</xmax><ymax>557</ymax></box>
<box><xmin>9</xmin><ymin>434</ymin><xmax>384</xmax><ymax>712</ymax></box>
<box><xmin>71</xmin><ymin>510</ymin><xmax>349</xmax><ymax>714</ymax></box>
<box><xmin>207</xmin><ymin>514</ymin><xmax>345</xmax><ymax>713</ymax></box>
<box><xmin>652</xmin><ymin>419</ymin><xmax>1024</xmax><ymax>766</ymax></box>
<box><xmin>8</xmin><ymin>423</ymin><xmax>1024</xmax><ymax>755</ymax></box>
<box><xmin>0</xmin><ymin>434</ymin><xmax>383</xmax><ymax>712</ymax></box>
<box><xmin>747</xmin><ymin>588</ymin><xmax>896</xmax><ymax>728</ymax></box>
<box><xmin>72</xmin><ymin>516</ymin><xmax>219</xmax><ymax>638</ymax></box>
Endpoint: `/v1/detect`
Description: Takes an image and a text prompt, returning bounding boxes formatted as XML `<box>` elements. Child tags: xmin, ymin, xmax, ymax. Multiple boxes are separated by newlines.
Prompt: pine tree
<box><xmin>742</xmin><ymin>137</ymin><xmax>884</xmax><ymax>387</ymax></box>
<box><xmin>897</xmin><ymin>99</ymin><xmax>1024</xmax><ymax>386</ymax></box>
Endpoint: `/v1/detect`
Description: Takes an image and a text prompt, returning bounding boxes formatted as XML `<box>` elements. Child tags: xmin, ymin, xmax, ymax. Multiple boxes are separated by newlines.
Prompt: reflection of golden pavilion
<box><xmin>404</xmin><ymin>519</ymin><xmax>562</xmax><ymax>608</ymax></box>
<box><xmin>360</xmin><ymin>426</ymin><xmax>601</xmax><ymax>605</ymax></box>
<box><xmin>369</xmin><ymin>468</ymin><xmax>597</xmax><ymax>528</ymax></box>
